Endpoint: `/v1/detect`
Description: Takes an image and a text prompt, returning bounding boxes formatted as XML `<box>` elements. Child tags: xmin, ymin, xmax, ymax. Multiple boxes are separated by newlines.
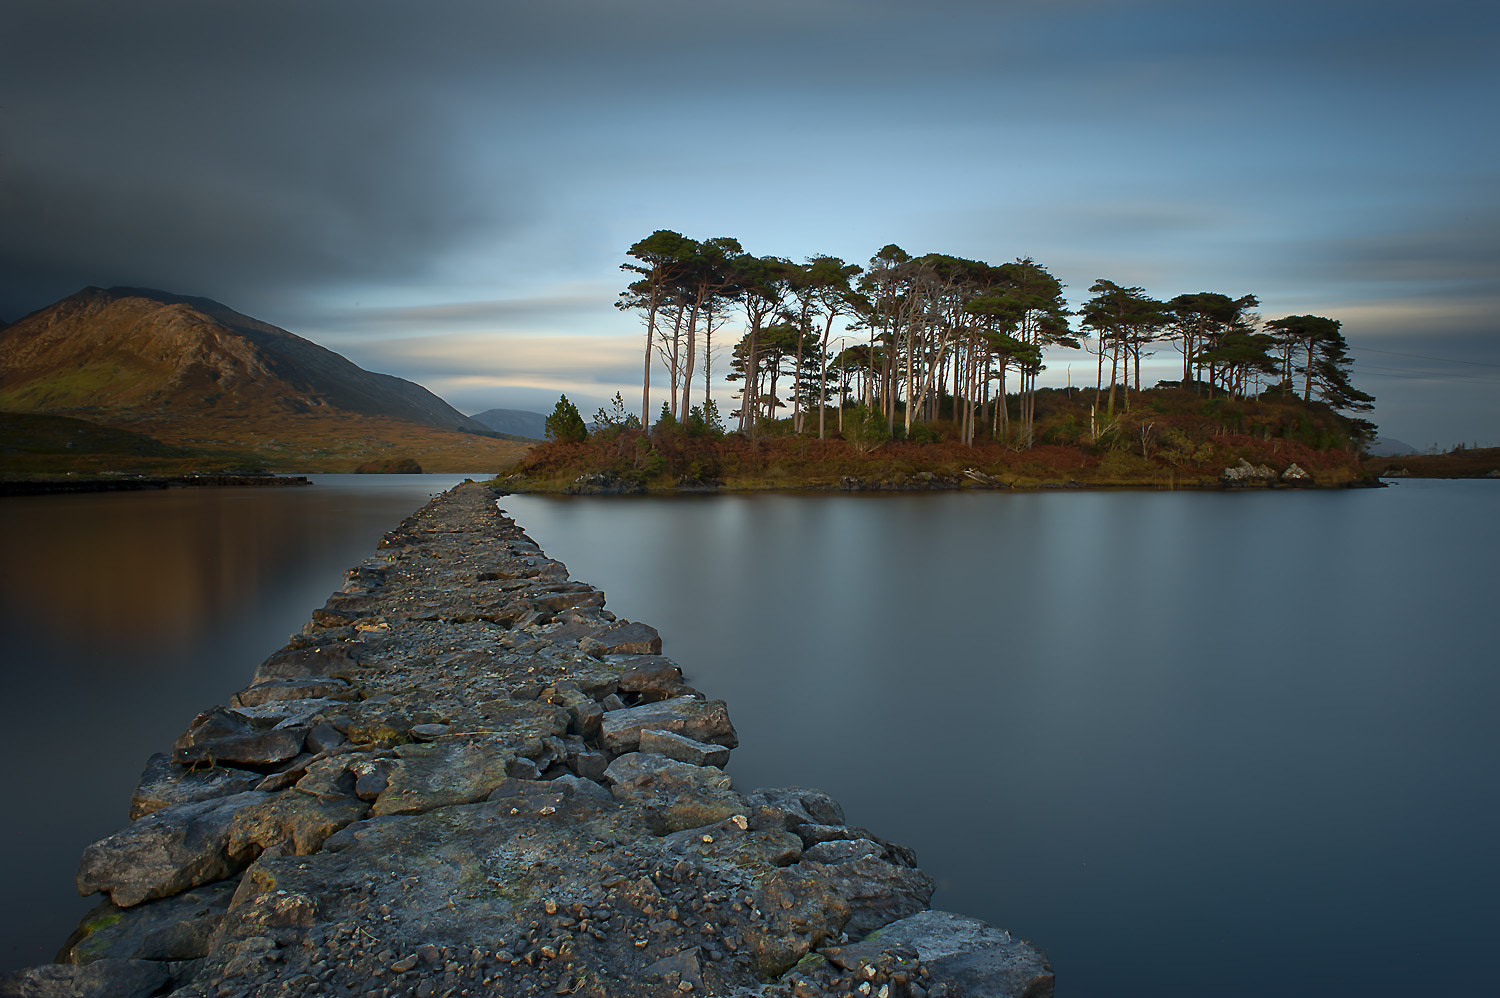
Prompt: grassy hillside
<box><xmin>0</xmin><ymin>410</ymin><xmax>532</xmax><ymax>477</ymax></box>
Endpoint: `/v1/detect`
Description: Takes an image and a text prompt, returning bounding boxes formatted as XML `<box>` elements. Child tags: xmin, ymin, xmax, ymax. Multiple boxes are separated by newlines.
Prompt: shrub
<box><xmin>545</xmin><ymin>396</ymin><xmax>587</xmax><ymax>443</ymax></box>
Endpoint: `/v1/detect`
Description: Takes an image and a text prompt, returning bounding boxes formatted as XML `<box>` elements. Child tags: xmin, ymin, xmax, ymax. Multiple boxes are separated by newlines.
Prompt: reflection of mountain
<box><xmin>0</xmin><ymin>286</ymin><xmax>486</xmax><ymax>431</ymax></box>
<box><xmin>0</xmin><ymin>488</ymin><xmax>311</xmax><ymax>657</ymax></box>
<box><xmin>470</xmin><ymin>407</ymin><xmax>546</xmax><ymax>440</ymax></box>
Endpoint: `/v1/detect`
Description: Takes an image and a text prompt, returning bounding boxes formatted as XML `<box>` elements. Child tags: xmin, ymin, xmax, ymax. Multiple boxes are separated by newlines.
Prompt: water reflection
<box><xmin>4</xmin><ymin>479</ymin><xmax>1495</xmax><ymax>996</ymax></box>
<box><xmin>499</xmin><ymin>483</ymin><xmax>1499</xmax><ymax>998</ymax></box>
<box><xmin>0</xmin><ymin>475</ymin><xmax>479</xmax><ymax>970</ymax></box>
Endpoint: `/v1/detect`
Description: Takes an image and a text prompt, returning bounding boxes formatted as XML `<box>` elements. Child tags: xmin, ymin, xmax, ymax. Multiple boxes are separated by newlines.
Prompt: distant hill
<box><xmin>470</xmin><ymin>407</ymin><xmax>546</xmax><ymax>440</ymax></box>
<box><xmin>1367</xmin><ymin>436</ymin><xmax>1417</xmax><ymax>457</ymax></box>
<box><xmin>0</xmin><ymin>286</ymin><xmax>488</xmax><ymax>432</ymax></box>
<box><xmin>0</xmin><ymin>287</ymin><xmax>535</xmax><ymax>474</ymax></box>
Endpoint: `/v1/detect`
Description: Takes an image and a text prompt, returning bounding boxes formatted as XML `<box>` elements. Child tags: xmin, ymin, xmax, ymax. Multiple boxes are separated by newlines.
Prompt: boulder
<box><xmin>233</xmin><ymin>677</ymin><xmax>357</xmax><ymax>707</ymax></box>
<box><xmin>0</xmin><ymin>958</ymin><xmax>171</xmax><ymax>998</ymax></box>
<box><xmin>741</xmin><ymin>867</ymin><xmax>853</xmax><ymax>976</ymax></box>
<box><xmin>662</xmin><ymin>817</ymin><xmax>803</xmax><ymax>869</ymax></box>
<box><xmin>744</xmin><ymin>786</ymin><xmax>847</xmax><ymax>830</ymax></box>
<box><xmin>609</xmin><ymin>654</ymin><xmax>690</xmax><ymax>700</ymax></box>
<box><xmin>225</xmin><ymin>791</ymin><xmax>369</xmax><ymax>858</ymax></box>
<box><xmin>604</xmin><ymin>752</ymin><xmax>745</xmax><ymax>833</ymax></box>
<box><xmin>797</xmin><ymin>855</ymin><xmax>935</xmax><ymax>936</ymax></box>
<box><xmin>76</xmin><ymin>792</ymin><xmax>268</xmax><ymax>907</ymax></box>
<box><xmin>251</xmin><ymin>644</ymin><xmax>361</xmax><ymax>683</ymax></box>
<box><xmin>820</xmin><ymin>908</ymin><xmax>1054</xmax><ymax>998</ymax></box>
<box><xmin>57</xmin><ymin>880</ymin><xmax>236</xmax><ymax>964</ymax></box>
<box><xmin>638</xmin><ymin>728</ymin><xmax>731</xmax><ymax>767</ymax></box>
<box><xmin>372</xmin><ymin>735</ymin><xmax>524</xmax><ymax>816</ymax></box>
<box><xmin>129</xmin><ymin>753</ymin><xmax>262</xmax><ymax>819</ymax></box>
<box><xmin>600</xmin><ymin>696</ymin><xmax>738</xmax><ymax>754</ymax></box>
<box><xmin>801</xmin><ymin>839</ymin><xmax>885</xmax><ymax>864</ymax></box>
<box><xmin>1221</xmin><ymin>458</ymin><xmax>1278</xmax><ymax>484</ymax></box>
<box><xmin>580</xmin><ymin>621</ymin><xmax>662</xmax><ymax>657</ymax></box>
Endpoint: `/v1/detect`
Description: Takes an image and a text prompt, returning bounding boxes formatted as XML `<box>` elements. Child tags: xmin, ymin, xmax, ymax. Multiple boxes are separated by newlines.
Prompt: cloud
<box><xmin>308</xmin><ymin>285</ymin><xmax>622</xmax><ymax>336</ymax></box>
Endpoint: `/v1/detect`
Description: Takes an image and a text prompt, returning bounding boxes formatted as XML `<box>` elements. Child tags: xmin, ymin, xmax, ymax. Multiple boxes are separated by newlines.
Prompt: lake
<box><xmin>3</xmin><ymin>477</ymin><xmax>1495</xmax><ymax>996</ymax></box>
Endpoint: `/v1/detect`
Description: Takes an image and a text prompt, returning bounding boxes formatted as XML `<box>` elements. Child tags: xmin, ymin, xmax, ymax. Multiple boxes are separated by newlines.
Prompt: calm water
<box><xmin>0</xmin><ymin>475</ymin><xmax>481</xmax><ymax>970</ymax></box>
<box><xmin>3</xmin><ymin>479</ymin><xmax>1496</xmax><ymax>996</ymax></box>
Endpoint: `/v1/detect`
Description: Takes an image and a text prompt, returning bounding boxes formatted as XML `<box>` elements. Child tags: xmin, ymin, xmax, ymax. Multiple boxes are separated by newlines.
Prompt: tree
<box><xmin>1264</xmin><ymin>314</ymin><xmax>1343</xmax><ymax>400</ymax></box>
<box><xmin>678</xmin><ymin>237</ymin><xmax>744</xmax><ymax>421</ymax></box>
<box><xmin>619</xmin><ymin>230</ymin><xmax>695</xmax><ymax>426</ymax></box>
<box><xmin>727</xmin><ymin>254</ymin><xmax>798</xmax><ymax>438</ymax></box>
<box><xmin>544</xmin><ymin>395</ymin><xmax>587</xmax><ymax>443</ymax></box>
<box><xmin>592</xmin><ymin>392</ymin><xmax>641</xmax><ymax>434</ymax></box>
<box><xmin>1300</xmin><ymin>320</ymin><xmax>1375</xmax><ymax>414</ymax></box>
<box><xmin>1193</xmin><ymin>329</ymin><xmax>1279</xmax><ymax>399</ymax></box>
<box><xmin>793</xmin><ymin>255</ymin><xmax>864</xmax><ymax>439</ymax></box>
<box><xmin>1166</xmin><ymin>292</ymin><xmax>1260</xmax><ymax>391</ymax></box>
<box><xmin>1080</xmin><ymin>281</ymin><xmax>1167</xmax><ymax>414</ymax></box>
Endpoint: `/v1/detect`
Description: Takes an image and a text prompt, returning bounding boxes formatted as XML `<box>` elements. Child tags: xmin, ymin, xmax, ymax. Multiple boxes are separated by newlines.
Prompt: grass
<box><xmin>0</xmin><ymin>410</ymin><xmax>533</xmax><ymax>478</ymax></box>
<box><xmin>501</xmin><ymin>387</ymin><xmax>1377</xmax><ymax>492</ymax></box>
<box><xmin>1367</xmin><ymin>447</ymin><xmax>1500</xmax><ymax>479</ymax></box>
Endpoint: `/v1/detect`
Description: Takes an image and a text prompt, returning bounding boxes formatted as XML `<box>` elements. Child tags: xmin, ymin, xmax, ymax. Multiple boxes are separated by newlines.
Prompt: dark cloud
<box><xmin>0</xmin><ymin>1</ymin><xmax>534</xmax><ymax>318</ymax></box>
<box><xmin>2</xmin><ymin>0</ymin><xmax>1495</xmax><ymax>443</ymax></box>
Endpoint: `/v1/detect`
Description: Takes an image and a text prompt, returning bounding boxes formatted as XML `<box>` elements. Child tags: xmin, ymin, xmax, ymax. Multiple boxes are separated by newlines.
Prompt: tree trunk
<box><xmin>680</xmin><ymin>291</ymin><xmax>702</xmax><ymax>420</ymax></box>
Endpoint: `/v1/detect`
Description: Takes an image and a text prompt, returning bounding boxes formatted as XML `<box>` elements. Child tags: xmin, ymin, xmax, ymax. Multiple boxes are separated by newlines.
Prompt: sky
<box><xmin>3</xmin><ymin>0</ymin><xmax>1497</xmax><ymax>449</ymax></box>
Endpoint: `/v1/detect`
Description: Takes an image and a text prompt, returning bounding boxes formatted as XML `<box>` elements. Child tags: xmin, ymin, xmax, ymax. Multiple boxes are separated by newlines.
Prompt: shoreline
<box><xmin>0</xmin><ymin>474</ymin><xmax>311</xmax><ymax>497</ymax></box>
<box><xmin>4</xmin><ymin>481</ymin><xmax>1053</xmax><ymax>998</ymax></box>
<box><xmin>497</xmin><ymin>466</ymin><xmax>1385</xmax><ymax>496</ymax></box>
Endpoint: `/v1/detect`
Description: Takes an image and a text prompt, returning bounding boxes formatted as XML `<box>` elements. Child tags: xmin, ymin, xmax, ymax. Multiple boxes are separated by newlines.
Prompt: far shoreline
<box><xmin>0</xmin><ymin>473</ymin><xmax>312</xmax><ymax>497</ymax></box>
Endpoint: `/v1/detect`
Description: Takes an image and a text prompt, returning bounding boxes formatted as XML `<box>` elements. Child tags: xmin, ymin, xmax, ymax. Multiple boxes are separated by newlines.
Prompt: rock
<box><xmin>232</xmin><ymin>677</ymin><xmax>357</xmax><ymax>707</ymax></box>
<box><xmin>579</xmin><ymin>621</ymin><xmax>663</xmax><ymax>657</ymax></box>
<box><xmin>549</xmin><ymin>774</ymin><xmax>614</xmax><ymax>802</ymax></box>
<box><xmin>822</xmin><ymin>909</ymin><xmax>1054</xmax><ymax>998</ymax></box>
<box><xmin>251</xmin><ymin>644</ymin><xmax>361</xmax><ymax>683</ymax></box>
<box><xmin>225</xmin><ymin>791</ymin><xmax>369</xmax><ymax>858</ymax></box>
<box><xmin>600</xmin><ymin>696</ymin><xmax>738</xmax><ymax>754</ymax></box>
<box><xmin>742</xmin><ymin>867</ymin><xmax>853</xmax><ymax>976</ymax></box>
<box><xmin>57</xmin><ymin>881</ymin><xmax>236</xmax><ymax>964</ymax></box>
<box><xmin>796</xmin><ymin>855</ymin><xmax>935</xmax><ymax>936</ymax></box>
<box><xmin>373</xmin><ymin>735</ymin><xmax>531</xmax><ymax>816</ymax></box>
<box><xmin>604</xmin><ymin>753</ymin><xmax>745</xmax><ymax>833</ymax></box>
<box><xmin>1221</xmin><ymin>458</ymin><xmax>1278</xmax><ymax>484</ymax></box>
<box><xmin>231</xmin><ymin>697</ymin><xmax>346</xmax><ymax>729</ymax></box>
<box><xmin>348</xmin><ymin>757</ymin><xmax>396</xmax><ymax>800</ymax></box>
<box><xmin>609</xmin><ymin>655</ymin><xmax>689</xmax><ymax>700</ymax></box>
<box><xmin>638</xmin><ymin>728</ymin><xmax>731</xmax><ymax>767</ymax></box>
<box><xmin>129</xmin><ymin>753</ymin><xmax>263</xmax><ymax>820</ymax></box>
<box><xmin>0</xmin><ymin>958</ymin><xmax>171</xmax><ymax>998</ymax></box>
<box><xmin>567</xmin><ymin>745</ymin><xmax>609</xmax><ymax>780</ymax></box>
<box><xmin>304</xmin><ymin>722</ymin><xmax>347</xmax><ymax>754</ymax></box>
<box><xmin>172</xmin><ymin>708</ymin><xmax>307</xmax><ymax>768</ymax></box>
<box><xmin>744</xmin><ymin>787</ymin><xmax>847</xmax><ymax>830</ymax></box>
<box><xmin>662</xmin><ymin>819</ymin><xmax>802</xmax><ymax>869</ymax></box>
<box><xmin>409</xmin><ymin>723</ymin><xmax>451</xmax><ymax>741</ymax></box>
<box><xmin>801</xmin><ymin>839</ymin><xmax>885</xmax><ymax>864</ymax></box>
<box><xmin>76</xmin><ymin>792</ymin><xmax>268</xmax><ymax>907</ymax></box>
<box><xmin>1281</xmin><ymin>462</ymin><xmax>1312</xmax><ymax>482</ymax></box>
<box><xmin>644</xmin><ymin>948</ymin><xmax>704</xmax><ymax>991</ymax></box>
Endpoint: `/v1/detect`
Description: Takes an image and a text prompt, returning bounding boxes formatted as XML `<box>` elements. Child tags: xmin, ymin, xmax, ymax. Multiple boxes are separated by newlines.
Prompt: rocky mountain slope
<box><xmin>0</xmin><ymin>287</ymin><xmax>486</xmax><ymax>432</ymax></box>
<box><xmin>471</xmin><ymin>407</ymin><xmax>547</xmax><ymax>440</ymax></box>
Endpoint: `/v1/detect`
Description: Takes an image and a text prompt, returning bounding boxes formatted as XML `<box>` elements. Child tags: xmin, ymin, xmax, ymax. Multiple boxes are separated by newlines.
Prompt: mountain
<box><xmin>470</xmin><ymin>407</ymin><xmax>546</xmax><ymax>440</ymax></box>
<box><xmin>1367</xmin><ymin>436</ymin><xmax>1417</xmax><ymax>457</ymax></box>
<box><xmin>0</xmin><ymin>286</ymin><xmax>487</xmax><ymax>432</ymax></box>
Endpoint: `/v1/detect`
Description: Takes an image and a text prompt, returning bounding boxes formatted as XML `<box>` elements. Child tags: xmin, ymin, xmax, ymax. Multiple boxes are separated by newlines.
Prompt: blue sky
<box><xmin>3</xmin><ymin>0</ymin><xmax>1497</xmax><ymax>447</ymax></box>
